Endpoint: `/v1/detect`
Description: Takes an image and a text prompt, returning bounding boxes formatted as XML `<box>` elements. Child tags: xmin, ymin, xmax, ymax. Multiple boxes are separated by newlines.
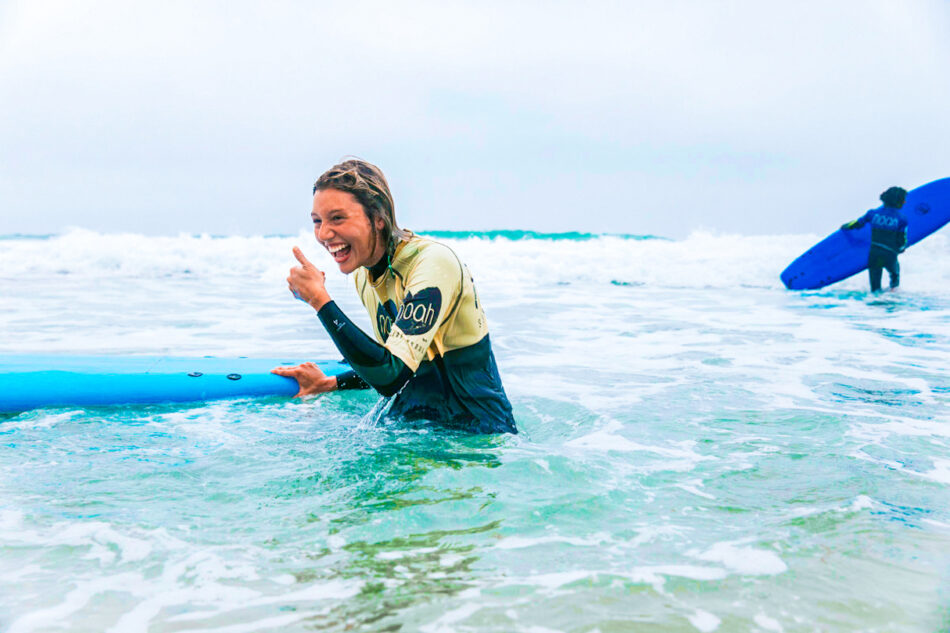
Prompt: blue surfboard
<box><xmin>781</xmin><ymin>177</ymin><xmax>950</xmax><ymax>290</ymax></box>
<box><xmin>0</xmin><ymin>355</ymin><xmax>350</xmax><ymax>414</ymax></box>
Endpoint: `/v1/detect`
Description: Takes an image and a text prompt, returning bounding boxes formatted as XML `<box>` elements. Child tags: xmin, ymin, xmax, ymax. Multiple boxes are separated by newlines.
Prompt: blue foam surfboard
<box><xmin>0</xmin><ymin>355</ymin><xmax>350</xmax><ymax>413</ymax></box>
<box><xmin>781</xmin><ymin>177</ymin><xmax>950</xmax><ymax>290</ymax></box>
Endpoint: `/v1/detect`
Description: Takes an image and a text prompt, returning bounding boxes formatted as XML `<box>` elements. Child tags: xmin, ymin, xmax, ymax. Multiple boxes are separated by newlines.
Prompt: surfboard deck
<box><xmin>781</xmin><ymin>177</ymin><xmax>950</xmax><ymax>290</ymax></box>
<box><xmin>0</xmin><ymin>355</ymin><xmax>350</xmax><ymax>413</ymax></box>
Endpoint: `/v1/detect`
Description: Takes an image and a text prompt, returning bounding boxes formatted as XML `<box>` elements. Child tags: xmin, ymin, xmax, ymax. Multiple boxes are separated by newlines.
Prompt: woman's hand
<box><xmin>287</xmin><ymin>246</ymin><xmax>331</xmax><ymax>310</ymax></box>
<box><xmin>271</xmin><ymin>362</ymin><xmax>338</xmax><ymax>397</ymax></box>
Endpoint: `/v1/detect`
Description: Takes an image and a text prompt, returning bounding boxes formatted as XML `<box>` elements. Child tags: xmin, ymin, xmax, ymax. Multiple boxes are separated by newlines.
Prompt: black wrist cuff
<box><xmin>336</xmin><ymin>370</ymin><xmax>370</xmax><ymax>390</ymax></box>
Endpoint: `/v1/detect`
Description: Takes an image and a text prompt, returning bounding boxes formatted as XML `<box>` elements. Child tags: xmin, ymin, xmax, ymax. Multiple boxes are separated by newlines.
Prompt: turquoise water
<box><xmin>1</xmin><ymin>230</ymin><xmax>950</xmax><ymax>631</ymax></box>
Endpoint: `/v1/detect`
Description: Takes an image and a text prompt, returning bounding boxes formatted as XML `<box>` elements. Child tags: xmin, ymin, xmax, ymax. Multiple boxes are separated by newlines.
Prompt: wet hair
<box><xmin>313</xmin><ymin>158</ymin><xmax>410</xmax><ymax>257</ymax></box>
<box><xmin>880</xmin><ymin>186</ymin><xmax>907</xmax><ymax>209</ymax></box>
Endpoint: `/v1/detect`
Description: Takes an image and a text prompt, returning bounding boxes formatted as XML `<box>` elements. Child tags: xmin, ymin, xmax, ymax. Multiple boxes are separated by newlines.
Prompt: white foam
<box><xmin>693</xmin><ymin>542</ymin><xmax>787</xmax><ymax>576</ymax></box>
<box><xmin>920</xmin><ymin>458</ymin><xmax>950</xmax><ymax>484</ymax></box>
<box><xmin>688</xmin><ymin>609</ymin><xmax>722</xmax><ymax>632</ymax></box>
<box><xmin>0</xmin><ymin>520</ymin><xmax>155</xmax><ymax>566</ymax></box>
<box><xmin>565</xmin><ymin>420</ymin><xmax>713</xmax><ymax>474</ymax></box>
<box><xmin>515</xmin><ymin>570</ymin><xmax>594</xmax><ymax>589</ymax></box>
<box><xmin>106</xmin><ymin>575</ymin><xmax>359</xmax><ymax>632</ymax></box>
<box><xmin>0</xmin><ymin>509</ymin><xmax>25</xmax><ymax>530</ymax></box>
<box><xmin>7</xmin><ymin>572</ymin><xmax>142</xmax><ymax>633</ymax></box>
<box><xmin>246</xmin><ymin>579</ymin><xmax>361</xmax><ymax>605</ymax></box>
<box><xmin>676</xmin><ymin>479</ymin><xmax>716</xmax><ymax>499</ymax></box>
<box><xmin>505</xmin><ymin>565</ymin><xmax>727</xmax><ymax>594</ymax></box>
<box><xmin>631</xmin><ymin>566</ymin><xmax>728</xmax><ymax>583</ymax></box>
<box><xmin>3</xmin><ymin>230</ymin><xmax>945</xmax><ymax>299</ymax></box>
<box><xmin>754</xmin><ymin>613</ymin><xmax>784</xmax><ymax>632</ymax></box>
<box><xmin>160</xmin><ymin>613</ymin><xmax>317</xmax><ymax>633</ymax></box>
<box><xmin>0</xmin><ymin>564</ymin><xmax>44</xmax><ymax>583</ymax></box>
<box><xmin>419</xmin><ymin>602</ymin><xmax>483</xmax><ymax>633</ymax></box>
<box><xmin>849</xmin><ymin>495</ymin><xmax>875</xmax><ymax>511</ymax></box>
<box><xmin>534</xmin><ymin>458</ymin><xmax>552</xmax><ymax>473</ymax></box>
<box><xmin>376</xmin><ymin>546</ymin><xmax>439</xmax><ymax>560</ymax></box>
<box><xmin>628</xmin><ymin>524</ymin><xmax>690</xmax><ymax>547</ymax></box>
<box><xmin>494</xmin><ymin>535</ymin><xmax>605</xmax><ymax>550</ymax></box>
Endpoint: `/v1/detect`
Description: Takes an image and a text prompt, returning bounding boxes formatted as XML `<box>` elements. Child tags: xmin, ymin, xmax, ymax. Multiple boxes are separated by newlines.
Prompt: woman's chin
<box><xmin>336</xmin><ymin>258</ymin><xmax>358</xmax><ymax>274</ymax></box>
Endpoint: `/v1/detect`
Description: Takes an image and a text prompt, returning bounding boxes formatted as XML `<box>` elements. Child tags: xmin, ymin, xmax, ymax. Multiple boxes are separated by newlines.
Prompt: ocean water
<box><xmin>1</xmin><ymin>229</ymin><xmax>949</xmax><ymax>632</ymax></box>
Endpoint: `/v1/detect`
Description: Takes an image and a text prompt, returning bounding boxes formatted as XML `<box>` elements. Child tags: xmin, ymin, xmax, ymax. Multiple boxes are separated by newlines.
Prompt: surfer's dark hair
<box><xmin>880</xmin><ymin>186</ymin><xmax>907</xmax><ymax>209</ymax></box>
<box><xmin>313</xmin><ymin>159</ymin><xmax>410</xmax><ymax>256</ymax></box>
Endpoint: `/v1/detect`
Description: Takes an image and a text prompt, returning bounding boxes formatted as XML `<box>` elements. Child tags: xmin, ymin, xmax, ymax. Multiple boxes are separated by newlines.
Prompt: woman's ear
<box><xmin>375</xmin><ymin>216</ymin><xmax>386</xmax><ymax>231</ymax></box>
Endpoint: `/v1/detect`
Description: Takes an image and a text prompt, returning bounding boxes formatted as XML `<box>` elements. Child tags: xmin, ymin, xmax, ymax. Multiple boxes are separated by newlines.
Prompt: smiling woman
<box><xmin>272</xmin><ymin>159</ymin><xmax>517</xmax><ymax>434</ymax></box>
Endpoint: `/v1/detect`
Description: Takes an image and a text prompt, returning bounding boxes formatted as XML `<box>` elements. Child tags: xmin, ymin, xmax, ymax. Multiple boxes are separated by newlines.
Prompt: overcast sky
<box><xmin>1</xmin><ymin>0</ymin><xmax>949</xmax><ymax>238</ymax></box>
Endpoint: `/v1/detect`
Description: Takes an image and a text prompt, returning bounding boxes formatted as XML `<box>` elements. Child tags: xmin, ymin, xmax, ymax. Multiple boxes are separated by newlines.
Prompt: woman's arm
<box><xmin>317</xmin><ymin>301</ymin><xmax>413</xmax><ymax>397</ymax></box>
<box><xmin>841</xmin><ymin>210</ymin><xmax>873</xmax><ymax>231</ymax></box>
<box><xmin>281</xmin><ymin>246</ymin><xmax>412</xmax><ymax>397</ymax></box>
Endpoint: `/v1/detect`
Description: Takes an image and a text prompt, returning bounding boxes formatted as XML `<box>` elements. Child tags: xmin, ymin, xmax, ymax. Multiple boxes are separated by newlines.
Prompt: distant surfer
<box><xmin>841</xmin><ymin>186</ymin><xmax>909</xmax><ymax>292</ymax></box>
<box><xmin>272</xmin><ymin>159</ymin><xmax>517</xmax><ymax>434</ymax></box>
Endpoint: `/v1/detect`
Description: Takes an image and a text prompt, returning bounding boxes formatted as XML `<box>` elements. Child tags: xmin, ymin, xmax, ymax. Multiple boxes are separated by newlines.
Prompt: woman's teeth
<box><xmin>328</xmin><ymin>244</ymin><xmax>351</xmax><ymax>261</ymax></box>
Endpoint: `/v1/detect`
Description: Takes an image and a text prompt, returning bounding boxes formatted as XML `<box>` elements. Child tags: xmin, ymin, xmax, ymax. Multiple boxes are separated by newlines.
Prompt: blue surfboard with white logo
<box><xmin>781</xmin><ymin>177</ymin><xmax>950</xmax><ymax>290</ymax></box>
<box><xmin>0</xmin><ymin>355</ymin><xmax>350</xmax><ymax>414</ymax></box>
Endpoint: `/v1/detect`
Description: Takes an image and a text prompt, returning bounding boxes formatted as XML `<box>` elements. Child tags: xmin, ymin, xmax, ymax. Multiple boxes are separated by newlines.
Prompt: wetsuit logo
<box><xmin>377</xmin><ymin>300</ymin><xmax>398</xmax><ymax>340</ymax></box>
<box><xmin>394</xmin><ymin>287</ymin><xmax>442</xmax><ymax>335</ymax></box>
<box><xmin>871</xmin><ymin>213</ymin><xmax>900</xmax><ymax>229</ymax></box>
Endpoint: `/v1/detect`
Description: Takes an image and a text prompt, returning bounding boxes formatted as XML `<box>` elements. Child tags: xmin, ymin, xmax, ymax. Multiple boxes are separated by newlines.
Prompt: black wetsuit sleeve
<box><xmin>335</xmin><ymin>370</ymin><xmax>370</xmax><ymax>390</ymax></box>
<box><xmin>842</xmin><ymin>216</ymin><xmax>866</xmax><ymax>231</ymax></box>
<box><xmin>317</xmin><ymin>301</ymin><xmax>413</xmax><ymax>397</ymax></box>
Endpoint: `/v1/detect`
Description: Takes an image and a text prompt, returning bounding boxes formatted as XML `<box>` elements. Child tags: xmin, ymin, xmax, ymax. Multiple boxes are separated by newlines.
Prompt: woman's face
<box><xmin>312</xmin><ymin>188</ymin><xmax>386</xmax><ymax>274</ymax></box>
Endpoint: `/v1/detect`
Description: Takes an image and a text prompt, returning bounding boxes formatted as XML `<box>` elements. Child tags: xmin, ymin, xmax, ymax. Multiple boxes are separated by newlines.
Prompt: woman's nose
<box><xmin>317</xmin><ymin>222</ymin><xmax>332</xmax><ymax>241</ymax></box>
